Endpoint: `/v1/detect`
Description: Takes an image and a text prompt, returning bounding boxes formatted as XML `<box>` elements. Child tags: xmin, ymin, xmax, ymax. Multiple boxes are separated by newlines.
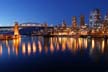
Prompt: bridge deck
<box><xmin>0</xmin><ymin>26</ymin><xmax>54</xmax><ymax>28</ymax></box>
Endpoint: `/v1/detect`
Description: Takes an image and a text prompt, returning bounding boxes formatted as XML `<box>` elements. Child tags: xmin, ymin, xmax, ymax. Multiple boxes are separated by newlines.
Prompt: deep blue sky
<box><xmin>0</xmin><ymin>0</ymin><xmax>108</xmax><ymax>26</ymax></box>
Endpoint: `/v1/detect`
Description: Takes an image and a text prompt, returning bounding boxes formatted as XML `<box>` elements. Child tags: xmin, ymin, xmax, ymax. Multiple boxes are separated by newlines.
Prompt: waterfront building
<box><xmin>80</xmin><ymin>15</ymin><xmax>85</xmax><ymax>27</ymax></box>
<box><xmin>102</xmin><ymin>12</ymin><xmax>108</xmax><ymax>34</ymax></box>
<box><xmin>89</xmin><ymin>9</ymin><xmax>104</xmax><ymax>36</ymax></box>
<box><xmin>103</xmin><ymin>12</ymin><xmax>108</xmax><ymax>27</ymax></box>
<box><xmin>71</xmin><ymin>16</ymin><xmax>78</xmax><ymax>35</ymax></box>
<box><xmin>79</xmin><ymin>15</ymin><xmax>89</xmax><ymax>35</ymax></box>
<box><xmin>61</xmin><ymin>20</ymin><xmax>67</xmax><ymax>28</ymax></box>
<box><xmin>104</xmin><ymin>12</ymin><xmax>108</xmax><ymax>21</ymax></box>
<box><xmin>89</xmin><ymin>9</ymin><xmax>102</xmax><ymax>28</ymax></box>
<box><xmin>52</xmin><ymin>20</ymin><xmax>72</xmax><ymax>36</ymax></box>
<box><xmin>72</xmin><ymin>16</ymin><xmax>77</xmax><ymax>29</ymax></box>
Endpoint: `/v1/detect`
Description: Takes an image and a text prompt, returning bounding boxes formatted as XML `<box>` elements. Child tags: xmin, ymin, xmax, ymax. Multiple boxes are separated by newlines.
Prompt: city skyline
<box><xmin>0</xmin><ymin>0</ymin><xmax>108</xmax><ymax>72</ymax></box>
<box><xmin>0</xmin><ymin>0</ymin><xmax>108</xmax><ymax>26</ymax></box>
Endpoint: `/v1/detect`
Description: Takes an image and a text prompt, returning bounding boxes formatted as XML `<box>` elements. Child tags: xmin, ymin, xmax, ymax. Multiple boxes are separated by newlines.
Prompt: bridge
<box><xmin>0</xmin><ymin>22</ymin><xmax>54</xmax><ymax>35</ymax></box>
<box><xmin>0</xmin><ymin>25</ymin><xmax>54</xmax><ymax>29</ymax></box>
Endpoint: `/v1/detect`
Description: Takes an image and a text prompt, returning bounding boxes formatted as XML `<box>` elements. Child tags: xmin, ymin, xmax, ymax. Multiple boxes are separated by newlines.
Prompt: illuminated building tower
<box><xmin>62</xmin><ymin>20</ymin><xmax>66</xmax><ymax>28</ymax></box>
<box><xmin>89</xmin><ymin>9</ymin><xmax>102</xmax><ymax>28</ymax></box>
<box><xmin>80</xmin><ymin>15</ymin><xmax>85</xmax><ymax>27</ymax></box>
<box><xmin>14</xmin><ymin>22</ymin><xmax>19</xmax><ymax>36</ymax></box>
<box><xmin>72</xmin><ymin>16</ymin><xmax>77</xmax><ymax>28</ymax></box>
<box><xmin>105</xmin><ymin>12</ymin><xmax>108</xmax><ymax>20</ymax></box>
<box><xmin>103</xmin><ymin>12</ymin><xmax>108</xmax><ymax>32</ymax></box>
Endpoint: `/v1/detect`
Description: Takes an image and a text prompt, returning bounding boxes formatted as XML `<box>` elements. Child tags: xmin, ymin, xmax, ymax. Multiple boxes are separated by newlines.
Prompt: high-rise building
<box><xmin>89</xmin><ymin>9</ymin><xmax>102</xmax><ymax>28</ymax></box>
<box><xmin>62</xmin><ymin>20</ymin><xmax>66</xmax><ymax>28</ymax></box>
<box><xmin>104</xmin><ymin>12</ymin><xmax>108</xmax><ymax>22</ymax></box>
<box><xmin>80</xmin><ymin>15</ymin><xmax>85</xmax><ymax>26</ymax></box>
<box><xmin>72</xmin><ymin>16</ymin><xmax>77</xmax><ymax>28</ymax></box>
<box><xmin>103</xmin><ymin>12</ymin><xmax>108</xmax><ymax>27</ymax></box>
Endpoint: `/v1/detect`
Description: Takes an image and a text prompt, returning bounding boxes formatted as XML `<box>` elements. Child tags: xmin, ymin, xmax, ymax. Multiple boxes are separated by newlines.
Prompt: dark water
<box><xmin>0</xmin><ymin>36</ymin><xmax>108</xmax><ymax>72</ymax></box>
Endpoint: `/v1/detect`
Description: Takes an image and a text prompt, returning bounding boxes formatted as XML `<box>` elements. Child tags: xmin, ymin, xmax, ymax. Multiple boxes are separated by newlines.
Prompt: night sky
<box><xmin>0</xmin><ymin>0</ymin><xmax>108</xmax><ymax>26</ymax></box>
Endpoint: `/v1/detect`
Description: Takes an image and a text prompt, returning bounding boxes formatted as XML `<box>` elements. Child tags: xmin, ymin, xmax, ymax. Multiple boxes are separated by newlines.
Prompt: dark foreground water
<box><xmin>0</xmin><ymin>36</ymin><xmax>108</xmax><ymax>72</ymax></box>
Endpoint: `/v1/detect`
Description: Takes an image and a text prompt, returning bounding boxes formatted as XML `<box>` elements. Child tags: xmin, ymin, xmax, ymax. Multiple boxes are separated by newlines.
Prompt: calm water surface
<box><xmin>0</xmin><ymin>36</ymin><xmax>108</xmax><ymax>72</ymax></box>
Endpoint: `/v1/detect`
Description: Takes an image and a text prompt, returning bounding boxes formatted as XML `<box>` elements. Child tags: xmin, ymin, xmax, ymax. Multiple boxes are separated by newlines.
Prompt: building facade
<box><xmin>89</xmin><ymin>9</ymin><xmax>102</xmax><ymax>28</ymax></box>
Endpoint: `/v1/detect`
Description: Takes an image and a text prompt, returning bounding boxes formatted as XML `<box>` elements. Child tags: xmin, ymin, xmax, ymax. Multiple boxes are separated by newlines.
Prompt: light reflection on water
<box><xmin>0</xmin><ymin>44</ymin><xmax>2</xmax><ymax>56</ymax></box>
<box><xmin>0</xmin><ymin>36</ymin><xmax>108</xmax><ymax>60</ymax></box>
<box><xmin>22</xmin><ymin>42</ymin><xmax>26</xmax><ymax>55</ymax></box>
